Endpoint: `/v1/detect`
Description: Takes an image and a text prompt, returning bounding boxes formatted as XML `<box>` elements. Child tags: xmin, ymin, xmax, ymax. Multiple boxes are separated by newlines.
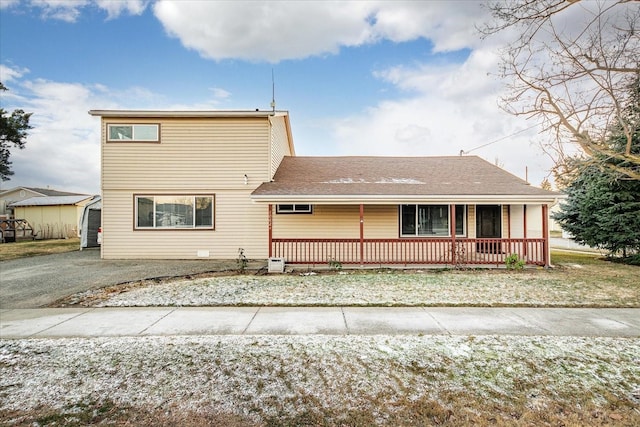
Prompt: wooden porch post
<box><xmin>268</xmin><ymin>204</ymin><xmax>273</xmax><ymax>258</ymax></box>
<box><xmin>542</xmin><ymin>204</ymin><xmax>550</xmax><ymax>267</ymax></box>
<box><xmin>523</xmin><ymin>204</ymin><xmax>527</xmax><ymax>258</ymax></box>
<box><xmin>450</xmin><ymin>204</ymin><xmax>456</xmax><ymax>265</ymax></box>
<box><xmin>359</xmin><ymin>204</ymin><xmax>364</xmax><ymax>265</ymax></box>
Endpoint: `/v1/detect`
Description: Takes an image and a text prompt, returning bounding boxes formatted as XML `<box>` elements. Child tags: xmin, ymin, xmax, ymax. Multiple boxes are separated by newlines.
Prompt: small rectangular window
<box><xmin>135</xmin><ymin>195</ymin><xmax>214</xmax><ymax>229</ymax></box>
<box><xmin>108</xmin><ymin>124</ymin><xmax>159</xmax><ymax>142</ymax></box>
<box><xmin>276</xmin><ymin>204</ymin><xmax>312</xmax><ymax>214</ymax></box>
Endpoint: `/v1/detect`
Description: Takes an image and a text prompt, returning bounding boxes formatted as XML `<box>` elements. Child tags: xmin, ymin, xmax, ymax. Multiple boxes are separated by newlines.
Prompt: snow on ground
<box><xmin>67</xmin><ymin>271</ymin><xmax>637</xmax><ymax>307</ymax></box>
<box><xmin>1</xmin><ymin>335</ymin><xmax>639</xmax><ymax>424</ymax></box>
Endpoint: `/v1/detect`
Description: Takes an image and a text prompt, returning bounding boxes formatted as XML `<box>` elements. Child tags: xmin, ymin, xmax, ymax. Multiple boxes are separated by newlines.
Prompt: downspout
<box><xmin>450</xmin><ymin>204</ymin><xmax>456</xmax><ymax>266</ymax></box>
<box><xmin>542</xmin><ymin>204</ymin><xmax>550</xmax><ymax>268</ymax></box>
<box><xmin>268</xmin><ymin>204</ymin><xmax>273</xmax><ymax>258</ymax></box>
<box><xmin>359</xmin><ymin>204</ymin><xmax>364</xmax><ymax>266</ymax></box>
<box><xmin>523</xmin><ymin>205</ymin><xmax>527</xmax><ymax>259</ymax></box>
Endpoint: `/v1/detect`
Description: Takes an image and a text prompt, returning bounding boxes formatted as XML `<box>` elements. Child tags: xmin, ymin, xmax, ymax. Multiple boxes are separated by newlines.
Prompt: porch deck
<box><xmin>271</xmin><ymin>238</ymin><xmax>547</xmax><ymax>267</ymax></box>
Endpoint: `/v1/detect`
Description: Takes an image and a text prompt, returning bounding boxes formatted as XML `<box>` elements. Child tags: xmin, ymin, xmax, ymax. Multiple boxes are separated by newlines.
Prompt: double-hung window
<box><xmin>400</xmin><ymin>204</ymin><xmax>466</xmax><ymax>237</ymax></box>
<box><xmin>108</xmin><ymin>124</ymin><xmax>159</xmax><ymax>142</ymax></box>
<box><xmin>135</xmin><ymin>195</ymin><xmax>214</xmax><ymax>229</ymax></box>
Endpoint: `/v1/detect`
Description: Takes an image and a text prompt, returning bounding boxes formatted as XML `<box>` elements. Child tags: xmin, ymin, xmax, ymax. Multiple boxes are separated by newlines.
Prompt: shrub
<box><xmin>505</xmin><ymin>253</ymin><xmax>525</xmax><ymax>270</ymax></box>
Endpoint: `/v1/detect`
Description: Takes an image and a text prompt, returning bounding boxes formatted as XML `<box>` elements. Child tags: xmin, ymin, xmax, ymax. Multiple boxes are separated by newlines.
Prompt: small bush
<box><xmin>328</xmin><ymin>258</ymin><xmax>342</xmax><ymax>271</ymax></box>
<box><xmin>505</xmin><ymin>253</ymin><xmax>525</xmax><ymax>270</ymax></box>
<box><xmin>237</xmin><ymin>248</ymin><xmax>248</xmax><ymax>272</ymax></box>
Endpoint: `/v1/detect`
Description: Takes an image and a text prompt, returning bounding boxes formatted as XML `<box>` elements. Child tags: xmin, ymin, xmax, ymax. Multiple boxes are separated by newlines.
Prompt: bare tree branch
<box><xmin>483</xmin><ymin>0</ymin><xmax>640</xmax><ymax>182</ymax></box>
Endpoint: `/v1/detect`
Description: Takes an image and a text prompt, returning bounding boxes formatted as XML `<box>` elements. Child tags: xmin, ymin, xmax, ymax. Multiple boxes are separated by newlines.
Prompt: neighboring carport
<box><xmin>80</xmin><ymin>196</ymin><xmax>101</xmax><ymax>249</ymax></box>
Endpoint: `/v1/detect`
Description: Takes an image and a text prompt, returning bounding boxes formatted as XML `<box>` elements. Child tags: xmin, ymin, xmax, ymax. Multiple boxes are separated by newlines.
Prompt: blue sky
<box><xmin>0</xmin><ymin>0</ymin><xmax>553</xmax><ymax>195</ymax></box>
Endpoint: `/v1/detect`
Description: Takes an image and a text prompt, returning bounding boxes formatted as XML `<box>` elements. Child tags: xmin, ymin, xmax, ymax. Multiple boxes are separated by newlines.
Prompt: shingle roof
<box><xmin>23</xmin><ymin>187</ymin><xmax>85</xmax><ymax>197</ymax></box>
<box><xmin>9</xmin><ymin>195</ymin><xmax>94</xmax><ymax>207</ymax></box>
<box><xmin>0</xmin><ymin>186</ymin><xmax>84</xmax><ymax>197</ymax></box>
<box><xmin>252</xmin><ymin>156</ymin><xmax>560</xmax><ymax>202</ymax></box>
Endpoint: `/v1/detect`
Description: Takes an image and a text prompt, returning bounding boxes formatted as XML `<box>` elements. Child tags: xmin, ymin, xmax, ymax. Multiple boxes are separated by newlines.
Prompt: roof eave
<box><xmin>88</xmin><ymin>110</ymin><xmax>289</xmax><ymax>118</ymax></box>
<box><xmin>250</xmin><ymin>194</ymin><xmax>565</xmax><ymax>205</ymax></box>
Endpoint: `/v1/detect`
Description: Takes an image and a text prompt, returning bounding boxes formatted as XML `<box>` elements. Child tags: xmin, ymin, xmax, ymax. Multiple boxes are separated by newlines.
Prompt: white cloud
<box><xmin>153</xmin><ymin>1</ymin><xmax>486</xmax><ymax>62</ymax></box>
<box><xmin>4</xmin><ymin>78</ymin><xmax>102</xmax><ymax>193</ymax></box>
<box><xmin>0</xmin><ymin>0</ymin><xmax>20</xmax><ymax>9</ymax></box>
<box><xmin>326</xmin><ymin>46</ymin><xmax>554</xmax><ymax>187</ymax></box>
<box><xmin>29</xmin><ymin>0</ymin><xmax>89</xmax><ymax>22</ymax></box>
<box><xmin>0</xmin><ymin>68</ymin><xmax>170</xmax><ymax>194</ymax></box>
<box><xmin>0</xmin><ymin>63</ymin><xmax>29</xmax><ymax>83</ymax></box>
<box><xmin>7</xmin><ymin>0</ymin><xmax>149</xmax><ymax>22</ymax></box>
<box><xmin>94</xmin><ymin>0</ymin><xmax>149</xmax><ymax>19</ymax></box>
<box><xmin>209</xmin><ymin>87</ymin><xmax>231</xmax><ymax>100</ymax></box>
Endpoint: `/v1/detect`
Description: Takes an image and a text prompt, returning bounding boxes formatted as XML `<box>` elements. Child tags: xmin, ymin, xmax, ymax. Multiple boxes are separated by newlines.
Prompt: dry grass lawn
<box><xmin>57</xmin><ymin>251</ymin><xmax>640</xmax><ymax>308</ymax></box>
<box><xmin>2</xmin><ymin>250</ymin><xmax>638</xmax><ymax>426</ymax></box>
<box><xmin>0</xmin><ymin>238</ymin><xmax>80</xmax><ymax>261</ymax></box>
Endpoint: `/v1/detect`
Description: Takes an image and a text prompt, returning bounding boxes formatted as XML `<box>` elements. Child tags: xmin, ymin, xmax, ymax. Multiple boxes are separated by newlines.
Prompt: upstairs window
<box><xmin>108</xmin><ymin>124</ymin><xmax>159</xmax><ymax>142</ymax></box>
<box><xmin>276</xmin><ymin>204</ymin><xmax>312</xmax><ymax>214</ymax></box>
<box><xmin>135</xmin><ymin>195</ymin><xmax>214</xmax><ymax>229</ymax></box>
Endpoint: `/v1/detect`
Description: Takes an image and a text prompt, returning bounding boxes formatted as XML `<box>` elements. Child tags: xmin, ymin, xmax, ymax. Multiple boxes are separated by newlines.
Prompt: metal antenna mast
<box><xmin>270</xmin><ymin>69</ymin><xmax>276</xmax><ymax>112</ymax></box>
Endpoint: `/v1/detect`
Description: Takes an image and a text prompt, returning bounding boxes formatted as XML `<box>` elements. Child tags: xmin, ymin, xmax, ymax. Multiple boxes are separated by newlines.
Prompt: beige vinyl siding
<box><xmin>467</xmin><ymin>205</ymin><xmax>476</xmax><ymax>238</ymax></box>
<box><xmin>273</xmin><ymin>205</ymin><xmax>398</xmax><ymax>239</ymax></box>
<box><xmin>101</xmin><ymin>190</ymin><xmax>268</xmax><ymax>259</ymax></box>
<box><xmin>525</xmin><ymin>205</ymin><xmax>544</xmax><ymax>238</ymax></box>
<box><xmin>273</xmin><ymin>205</ymin><xmax>360</xmax><ymax>239</ymax></box>
<box><xmin>363</xmin><ymin>205</ymin><xmax>400</xmax><ymax>238</ymax></box>
<box><xmin>508</xmin><ymin>205</ymin><xmax>543</xmax><ymax>238</ymax></box>
<box><xmin>100</xmin><ymin>115</ymin><xmax>275</xmax><ymax>259</ymax></box>
<box><xmin>509</xmin><ymin>205</ymin><xmax>524</xmax><ymax>238</ymax></box>
<box><xmin>269</xmin><ymin>115</ymin><xmax>292</xmax><ymax>178</ymax></box>
<box><xmin>102</xmin><ymin>117</ymin><xmax>271</xmax><ymax>191</ymax></box>
<box><xmin>502</xmin><ymin>205</ymin><xmax>508</xmax><ymax>238</ymax></box>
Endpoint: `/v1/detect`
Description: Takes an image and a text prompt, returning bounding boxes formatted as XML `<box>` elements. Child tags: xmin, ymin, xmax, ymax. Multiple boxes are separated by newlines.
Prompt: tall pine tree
<box><xmin>554</xmin><ymin>78</ymin><xmax>640</xmax><ymax>262</ymax></box>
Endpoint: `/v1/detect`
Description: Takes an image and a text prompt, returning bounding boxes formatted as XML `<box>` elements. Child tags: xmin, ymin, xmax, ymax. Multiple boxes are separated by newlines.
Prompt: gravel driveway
<box><xmin>0</xmin><ymin>250</ymin><xmax>245</xmax><ymax>309</ymax></box>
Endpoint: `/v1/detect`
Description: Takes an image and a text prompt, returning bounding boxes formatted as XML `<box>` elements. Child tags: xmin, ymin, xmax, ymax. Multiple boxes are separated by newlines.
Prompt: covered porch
<box><xmin>252</xmin><ymin>156</ymin><xmax>561</xmax><ymax>268</ymax></box>
<box><xmin>267</xmin><ymin>203</ymin><xmax>550</xmax><ymax>267</ymax></box>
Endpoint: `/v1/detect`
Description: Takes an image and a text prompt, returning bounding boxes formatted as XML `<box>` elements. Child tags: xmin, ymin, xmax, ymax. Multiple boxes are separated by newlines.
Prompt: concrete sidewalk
<box><xmin>1</xmin><ymin>307</ymin><xmax>639</xmax><ymax>339</ymax></box>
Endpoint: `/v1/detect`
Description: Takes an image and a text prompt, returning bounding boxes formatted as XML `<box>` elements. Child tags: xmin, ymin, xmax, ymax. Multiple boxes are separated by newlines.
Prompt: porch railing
<box><xmin>271</xmin><ymin>238</ymin><xmax>546</xmax><ymax>266</ymax></box>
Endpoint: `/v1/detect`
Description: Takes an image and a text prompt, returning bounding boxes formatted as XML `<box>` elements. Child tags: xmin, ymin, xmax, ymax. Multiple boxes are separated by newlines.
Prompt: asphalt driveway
<box><xmin>0</xmin><ymin>249</ymin><xmax>242</xmax><ymax>309</ymax></box>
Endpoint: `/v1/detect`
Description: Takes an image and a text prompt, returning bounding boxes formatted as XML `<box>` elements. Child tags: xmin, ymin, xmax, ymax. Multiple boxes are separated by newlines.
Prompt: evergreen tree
<box><xmin>554</xmin><ymin>78</ymin><xmax>640</xmax><ymax>262</ymax></box>
<box><xmin>1</xmin><ymin>82</ymin><xmax>32</xmax><ymax>181</ymax></box>
<box><xmin>554</xmin><ymin>166</ymin><xmax>640</xmax><ymax>260</ymax></box>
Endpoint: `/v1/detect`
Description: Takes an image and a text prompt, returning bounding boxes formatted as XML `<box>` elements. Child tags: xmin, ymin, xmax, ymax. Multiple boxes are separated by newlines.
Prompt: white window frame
<box><xmin>400</xmin><ymin>204</ymin><xmax>466</xmax><ymax>237</ymax></box>
<box><xmin>276</xmin><ymin>204</ymin><xmax>313</xmax><ymax>214</ymax></box>
<box><xmin>107</xmin><ymin>124</ymin><xmax>160</xmax><ymax>142</ymax></box>
<box><xmin>134</xmin><ymin>195</ymin><xmax>214</xmax><ymax>229</ymax></box>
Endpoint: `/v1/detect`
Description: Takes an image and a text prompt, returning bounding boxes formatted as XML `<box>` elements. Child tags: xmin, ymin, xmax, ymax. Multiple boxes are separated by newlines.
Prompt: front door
<box><xmin>476</xmin><ymin>205</ymin><xmax>501</xmax><ymax>238</ymax></box>
<box><xmin>476</xmin><ymin>205</ymin><xmax>502</xmax><ymax>253</ymax></box>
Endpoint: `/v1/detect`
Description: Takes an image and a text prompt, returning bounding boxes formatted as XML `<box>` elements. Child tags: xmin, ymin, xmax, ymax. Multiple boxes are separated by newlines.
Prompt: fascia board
<box><xmin>88</xmin><ymin>110</ymin><xmax>288</xmax><ymax>118</ymax></box>
<box><xmin>251</xmin><ymin>194</ymin><xmax>565</xmax><ymax>205</ymax></box>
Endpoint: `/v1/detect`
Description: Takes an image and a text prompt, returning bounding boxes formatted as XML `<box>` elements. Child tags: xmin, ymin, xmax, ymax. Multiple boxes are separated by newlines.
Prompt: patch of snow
<box><xmin>71</xmin><ymin>272</ymin><xmax>636</xmax><ymax>308</ymax></box>
<box><xmin>374</xmin><ymin>178</ymin><xmax>424</xmax><ymax>184</ymax></box>
<box><xmin>322</xmin><ymin>178</ymin><xmax>424</xmax><ymax>184</ymax></box>
<box><xmin>1</xmin><ymin>336</ymin><xmax>638</xmax><ymax>422</ymax></box>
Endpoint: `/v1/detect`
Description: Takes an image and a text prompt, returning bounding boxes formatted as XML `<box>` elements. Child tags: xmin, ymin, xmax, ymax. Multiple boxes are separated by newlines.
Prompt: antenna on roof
<box><xmin>270</xmin><ymin>69</ymin><xmax>276</xmax><ymax>112</ymax></box>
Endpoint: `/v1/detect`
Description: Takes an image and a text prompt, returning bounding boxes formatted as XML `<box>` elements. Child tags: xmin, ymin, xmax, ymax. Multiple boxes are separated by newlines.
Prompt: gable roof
<box><xmin>252</xmin><ymin>156</ymin><xmax>561</xmax><ymax>204</ymax></box>
<box><xmin>9</xmin><ymin>195</ymin><xmax>94</xmax><ymax>207</ymax></box>
<box><xmin>0</xmin><ymin>186</ymin><xmax>84</xmax><ymax>197</ymax></box>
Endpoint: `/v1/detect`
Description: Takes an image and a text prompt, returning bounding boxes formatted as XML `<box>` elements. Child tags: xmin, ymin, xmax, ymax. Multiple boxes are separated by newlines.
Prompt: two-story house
<box><xmin>90</xmin><ymin>109</ymin><xmax>561</xmax><ymax>267</ymax></box>
<box><xmin>89</xmin><ymin>110</ymin><xmax>294</xmax><ymax>260</ymax></box>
